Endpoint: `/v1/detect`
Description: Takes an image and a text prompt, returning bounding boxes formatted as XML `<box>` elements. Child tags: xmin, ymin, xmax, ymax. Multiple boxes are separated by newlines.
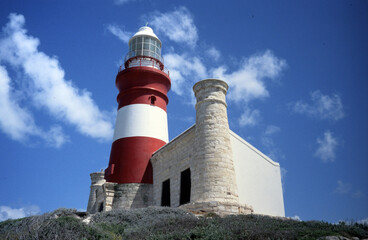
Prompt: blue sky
<box><xmin>0</xmin><ymin>0</ymin><xmax>367</xmax><ymax>223</ymax></box>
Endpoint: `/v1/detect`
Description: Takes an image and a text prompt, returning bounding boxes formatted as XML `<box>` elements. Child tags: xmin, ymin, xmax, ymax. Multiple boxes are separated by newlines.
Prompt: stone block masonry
<box><xmin>151</xmin><ymin>125</ymin><xmax>195</xmax><ymax>207</ymax></box>
<box><xmin>104</xmin><ymin>183</ymin><xmax>153</xmax><ymax>211</ymax></box>
<box><xmin>191</xmin><ymin>79</ymin><xmax>239</xmax><ymax>205</ymax></box>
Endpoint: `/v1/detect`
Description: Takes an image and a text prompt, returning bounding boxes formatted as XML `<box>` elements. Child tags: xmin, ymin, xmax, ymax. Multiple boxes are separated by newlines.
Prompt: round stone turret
<box><xmin>90</xmin><ymin>171</ymin><xmax>106</xmax><ymax>185</ymax></box>
<box><xmin>191</xmin><ymin>79</ymin><xmax>239</xmax><ymax>205</ymax></box>
<box><xmin>87</xmin><ymin>171</ymin><xmax>106</xmax><ymax>213</ymax></box>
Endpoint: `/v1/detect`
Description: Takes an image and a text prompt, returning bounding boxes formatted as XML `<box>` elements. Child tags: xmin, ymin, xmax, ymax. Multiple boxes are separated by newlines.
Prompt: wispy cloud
<box><xmin>291</xmin><ymin>90</ymin><xmax>344</xmax><ymax>121</ymax></box>
<box><xmin>106</xmin><ymin>24</ymin><xmax>132</xmax><ymax>43</ymax></box>
<box><xmin>164</xmin><ymin>53</ymin><xmax>207</xmax><ymax>96</ymax></box>
<box><xmin>0</xmin><ymin>66</ymin><xmax>68</xmax><ymax>147</ymax></box>
<box><xmin>0</xmin><ymin>65</ymin><xmax>39</xmax><ymax>141</ymax></box>
<box><xmin>212</xmin><ymin>50</ymin><xmax>287</xmax><ymax>103</ymax></box>
<box><xmin>206</xmin><ymin>47</ymin><xmax>221</xmax><ymax>61</ymax></box>
<box><xmin>334</xmin><ymin>180</ymin><xmax>365</xmax><ymax>199</ymax></box>
<box><xmin>149</xmin><ymin>7</ymin><xmax>198</xmax><ymax>48</ymax></box>
<box><xmin>0</xmin><ymin>205</ymin><xmax>40</xmax><ymax>221</ymax></box>
<box><xmin>0</xmin><ymin>13</ymin><xmax>114</xmax><ymax>144</ymax></box>
<box><xmin>211</xmin><ymin>50</ymin><xmax>286</xmax><ymax>128</ymax></box>
<box><xmin>238</xmin><ymin>107</ymin><xmax>261</xmax><ymax>127</ymax></box>
<box><xmin>352</xmin><ymin>190</ymin><xmax>364</xmax><ymax>199</ymax></box>
<box><xmin>315</xmin><ymin>131</ymin><xmax>338</xmax><ymax>162</ymax></box>
<box><xmin>261</xmin><ymin>125</ymin><xmax>284</xmax><ymax>161</ymax></box>
<box><xmin>265</xmin><ymin>125</ymin><xmax>281</xmax><ymax>135</ymax></box>
<box><xmin>335</xmin><ymin>180</ymin><xmax>352</xmax><ymax>194</ymax></box>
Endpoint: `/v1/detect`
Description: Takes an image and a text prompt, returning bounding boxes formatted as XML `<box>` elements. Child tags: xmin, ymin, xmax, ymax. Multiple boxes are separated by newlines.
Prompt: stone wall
<box><xmin>104</xmin><ymin>183</ymin><xmax>153</xmax><ymax>211</ymax></box>
<box><xmin>87</xmin><ymin>172</ymin><xmax>153</xmax><ymax>213</ymax></box>
<box><xmin>151</xmin><ymin>125</ymin><xmax>195</xmax><ymax>207</ymax></box>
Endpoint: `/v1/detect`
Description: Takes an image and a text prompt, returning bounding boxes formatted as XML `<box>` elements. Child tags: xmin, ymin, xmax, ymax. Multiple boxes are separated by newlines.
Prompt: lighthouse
<box><xmin>102</xmin><ymin>26</ymin><xmax>170</xmax><ymax>207</ymax></box>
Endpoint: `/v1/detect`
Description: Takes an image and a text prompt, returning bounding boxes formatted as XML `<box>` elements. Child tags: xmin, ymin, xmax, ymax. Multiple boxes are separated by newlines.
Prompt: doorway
<box><xmin>180</xmin><ymin>168</ymin><xmax>191</xmax><ymax>205</ymax></box>
<box><xmin>161</xmin><ymin>179</ymin><xmax>171</xmax><ymax>207</ymax></box>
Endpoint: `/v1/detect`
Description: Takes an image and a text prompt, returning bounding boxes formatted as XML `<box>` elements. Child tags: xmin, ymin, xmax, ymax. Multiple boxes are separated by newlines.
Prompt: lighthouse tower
<box><xmin>103</xmin><ymin>26</ymin><xmax>171</xmax><ymax>209</ymax></box>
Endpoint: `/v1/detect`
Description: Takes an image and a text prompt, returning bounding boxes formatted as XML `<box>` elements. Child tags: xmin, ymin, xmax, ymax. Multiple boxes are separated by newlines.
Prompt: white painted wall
<box><xmin>230</xmin><ymin>131</ymin><xmax>285</xmax><ymax>217</ymax></box>
<box><xmin>113</xmin><ymin>104</ymin><xmax>168</xmax><ymax>143</ymax></box>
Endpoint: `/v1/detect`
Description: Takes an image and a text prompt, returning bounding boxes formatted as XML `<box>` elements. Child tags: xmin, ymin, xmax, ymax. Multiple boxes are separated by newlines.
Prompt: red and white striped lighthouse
<box><xmin>105</xmin><ymin>26</ymin><xmax>171</xmax><ymax>184</ymax></box>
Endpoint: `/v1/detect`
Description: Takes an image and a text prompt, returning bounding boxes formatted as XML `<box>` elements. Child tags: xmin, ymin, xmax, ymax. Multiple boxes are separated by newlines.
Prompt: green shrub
<box><xmin>1</xmin><ymin>208</ymin><xmax>368</xmax><ymax>240</ymax></box>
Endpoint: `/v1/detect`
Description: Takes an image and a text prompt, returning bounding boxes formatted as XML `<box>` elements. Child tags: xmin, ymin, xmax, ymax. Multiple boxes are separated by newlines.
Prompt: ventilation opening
<box><xmin>180</xmin><ymin>168</ymin><xmax>191</xmax><ymax>205</ymax></box>
<box><xmin>98</xmin><ymin>202</ymin><xmax>104</xmax><ymax>212</ymax></box>
<box><xmin>161</xmin><ymin>179</ymin><xmax>171</xmax><ymax>207</ymax></box>
<box><xmin>150</xmin><ymin>96</ymin><xmax>157</xmax><ymax>105</ymax></box>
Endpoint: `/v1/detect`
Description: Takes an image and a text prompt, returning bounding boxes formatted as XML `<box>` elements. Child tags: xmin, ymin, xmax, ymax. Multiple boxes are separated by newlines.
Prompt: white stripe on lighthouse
<box><xmin>113</xmin><ymin>104</ymin><xmax>169</xmax><ymax>143</ymax></box>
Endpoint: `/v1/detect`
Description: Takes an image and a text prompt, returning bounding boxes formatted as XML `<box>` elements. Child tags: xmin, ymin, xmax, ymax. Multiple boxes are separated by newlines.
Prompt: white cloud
<box><xmin>206</xmin><ymin>47</ymin><xmax>221</xmax><ymax>61</ymax></box>
<box><xmin>0</xmin><ymin>65</ymin><xmax>38</xmax><ymax>141</ymax></box>
<box><xmin>150</xmin><ymin>7</ymin><xmax>198</xmax><ymax>47</ymax></box>
<box><xmin>164</xmin><ymin>53</ymin><xmax>207</xmax><ymax>96</ymax></box>
<box><xmin>265</xmin><ymin>125</ymin><xmax>281</xmax><ymax>135</ymax></box>
<box><xmin>335</xmin><ymin>180</ymin><xmax>352</xmax><ymax>194</ymax></box>
<box><xmin>238</xmin><ymin>107</ymin><xmax>261</xmax><ymax>127</ymax></box>
<box><xmin>211</xmin><ymin>50</ymin><xmax>286</xmax><ymax>131</ymax></box>
<box><xmin>106</xmin><ymin>24</ymin><xmax>132</xmax><ymax>43</ymax></box>
<box><xmin>315</xmin><ymin>131</ymin><xmax>338</xmax><ymax>162</ymax></box>
<box><xmin>46</xmin><ymin>125</ymin><xmax>69</xmax><ymax>148</ymax></box>
<box><xmin>0</xmin><ymin>13</ymin><xmax>113</xmax><ymax>142</ymax></box>
<box><xmin>0</xmin><ymin>65</ymin><xmax>67</xmax><ymax>147</ymax></box>
<box><xmin>291</xmin><ymin>90</ymin><xmax>344</xmax><ymax>121</ymax></box>
<box><xmin>211</xmin><ymin>50</ymin><xmax>287</xmax><ymax>103</ymax></box>
<box><xmin>163</xmin><ymin>50</ymin><xmax>286</xmax><ymax>115</ymax></box>
<box><xmin>0</xmin><ymin>205</ymin><xmax>40</xmax><ymax>221</ymax></box>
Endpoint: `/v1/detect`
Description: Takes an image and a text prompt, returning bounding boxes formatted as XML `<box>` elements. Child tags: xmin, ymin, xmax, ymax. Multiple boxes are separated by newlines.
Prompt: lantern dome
<box><xmin>124</xmin><ymin>26</ymin><xmax>164</xmax><ymax>71</ymax></box>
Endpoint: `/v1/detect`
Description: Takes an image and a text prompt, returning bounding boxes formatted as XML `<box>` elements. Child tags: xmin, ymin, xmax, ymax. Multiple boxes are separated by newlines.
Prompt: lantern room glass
<box><xmin>129</xmin><ymin>36</ymin><xmax>161</xmax><ymax>61</ymax></box>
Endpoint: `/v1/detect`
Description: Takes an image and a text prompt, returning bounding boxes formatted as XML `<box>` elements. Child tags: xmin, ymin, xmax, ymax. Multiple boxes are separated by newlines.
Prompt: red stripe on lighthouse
<box><xmin>105</xmin><ymin>137</ymin><xmax>166</xmax><ymax>183</ymax></box>
<box><xmin>117</xmin><ymin>87</ymin><xmax>168</xmax><ymax>111</ymax></box>
<box><xmin>116</xmin><ymin>66</ymin><xmax>171</xmax><ymax>111</ymax></box>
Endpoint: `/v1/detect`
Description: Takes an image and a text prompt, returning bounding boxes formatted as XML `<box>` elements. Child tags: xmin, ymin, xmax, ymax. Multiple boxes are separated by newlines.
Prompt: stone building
<box><xmin>87</xmin><ymin>27</ymin><xmax>285</xmax><ymax>217</ymax></box>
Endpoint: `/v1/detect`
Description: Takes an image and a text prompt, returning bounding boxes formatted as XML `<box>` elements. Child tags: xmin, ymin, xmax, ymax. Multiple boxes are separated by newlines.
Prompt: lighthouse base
<box><xmin>103</xmin><ymin>183</ymin><xmax>153</xmax><ymax>211</ymax></box>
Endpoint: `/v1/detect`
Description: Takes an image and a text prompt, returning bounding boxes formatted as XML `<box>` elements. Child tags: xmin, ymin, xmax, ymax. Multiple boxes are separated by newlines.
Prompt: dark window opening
<box><xmin>98</xmin><ymin>202</ymin><xmax>104</xmax><ymax>212</ymax></box>
<box><xmin>161</xmin><ymin>179</ymin><xmax>171</xmax><ymax>207</ymax></box>
<box><xmin>150</xmin><ymin>96</ymin><xmax>157</xmax><ymax>105</ymax></box>
<box><xmin>180</xmin><ymin>168</ymin><xmax>191</xmax><ymax>205</ymax></box>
